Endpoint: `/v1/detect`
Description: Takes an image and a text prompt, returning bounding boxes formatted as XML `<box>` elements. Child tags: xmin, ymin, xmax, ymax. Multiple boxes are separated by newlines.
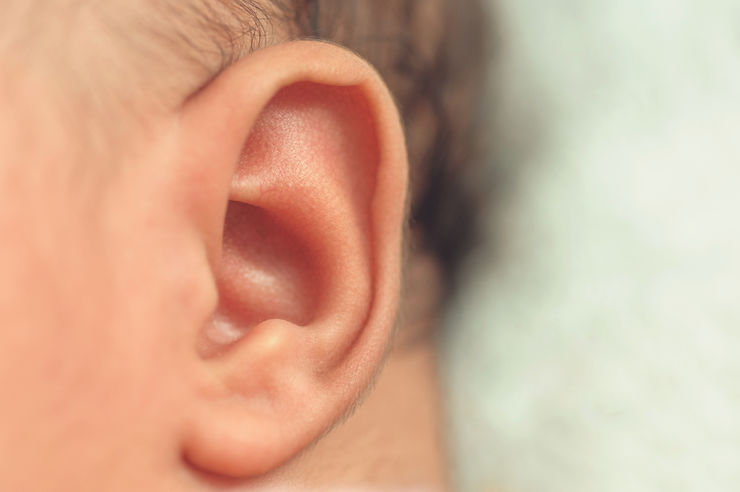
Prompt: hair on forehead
<box><xmin>151</xmin><ymin>0</ymin><xmax>271</xmax><ymax>76</ymax></box>
<box><xmin>152</xmin><ymin>0</ymin><xmax>313</xmax><ymax>80</ymax></box>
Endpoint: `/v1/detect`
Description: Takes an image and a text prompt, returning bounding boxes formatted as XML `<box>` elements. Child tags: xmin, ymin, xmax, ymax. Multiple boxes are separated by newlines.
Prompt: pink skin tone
<box><xmin>0</xmin><ymin>40</ymin><xmax>448</xmax><ymax>491</ymax></box>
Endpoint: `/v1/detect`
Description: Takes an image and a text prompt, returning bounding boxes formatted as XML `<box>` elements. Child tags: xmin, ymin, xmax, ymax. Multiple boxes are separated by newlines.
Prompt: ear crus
<box><xmin>175</xmin><ymin>41</ymin><xmax>408</xmax><ymax>478</ymax></box>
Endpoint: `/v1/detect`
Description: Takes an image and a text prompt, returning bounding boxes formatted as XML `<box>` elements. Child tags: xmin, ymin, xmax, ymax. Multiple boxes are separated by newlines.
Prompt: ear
<box><xmin>174</xmin><ymin>41</ymin><xmax>408</xmax><ymax>478</ymax></box>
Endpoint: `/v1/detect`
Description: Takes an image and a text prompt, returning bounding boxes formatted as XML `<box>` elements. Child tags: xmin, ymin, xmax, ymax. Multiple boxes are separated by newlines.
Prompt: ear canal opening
<box><xmin>199</xmin><ymin>202</ymin><xmax>319</xmax><ymax>357</ymax></box>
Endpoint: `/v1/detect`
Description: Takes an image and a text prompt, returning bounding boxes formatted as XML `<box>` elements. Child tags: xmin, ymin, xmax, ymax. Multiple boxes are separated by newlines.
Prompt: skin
<box><xmin>0</xmin><ymin>2</ymin><xmax>446</xmax><ymax>490</ymax></box>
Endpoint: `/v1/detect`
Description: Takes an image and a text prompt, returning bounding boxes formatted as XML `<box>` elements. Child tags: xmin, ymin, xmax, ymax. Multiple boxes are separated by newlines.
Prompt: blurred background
<box><xmin>442</xmin><ymin>0</ymin><xmax>740</xmax><ymax>491</ymax></box>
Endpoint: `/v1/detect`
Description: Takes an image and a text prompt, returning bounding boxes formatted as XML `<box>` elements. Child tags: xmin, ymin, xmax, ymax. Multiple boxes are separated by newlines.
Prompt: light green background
<box><xmin>443</xmin><ymin>1</ymin><xmax>740</xmax><ymax>490</ymax></box>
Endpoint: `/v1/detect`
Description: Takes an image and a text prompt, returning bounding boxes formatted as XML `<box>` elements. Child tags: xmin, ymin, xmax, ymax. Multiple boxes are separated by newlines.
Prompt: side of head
<box><xmin>0</xmin><ymin>0</ymin><xmax>486</xmax><ymax>490</ymax></box>
<box><xmin>0</xmin><ymin>4</ymin><xmax>407</xmax><ymax>490</ymax></box>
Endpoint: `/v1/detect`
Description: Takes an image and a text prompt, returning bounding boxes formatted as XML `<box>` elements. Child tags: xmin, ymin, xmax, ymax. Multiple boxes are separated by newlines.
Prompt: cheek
<box><xmin>0</xmin><ymin>161</ymin><xmax>206</xmax><ymax>489</ymax></box>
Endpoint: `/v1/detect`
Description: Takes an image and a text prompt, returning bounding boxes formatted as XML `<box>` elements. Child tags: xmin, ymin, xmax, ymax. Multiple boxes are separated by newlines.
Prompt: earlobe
<box><xmin>175</xmin><ymin>42</ymin><xmax>408</xmax><ymax>478</ymax></box>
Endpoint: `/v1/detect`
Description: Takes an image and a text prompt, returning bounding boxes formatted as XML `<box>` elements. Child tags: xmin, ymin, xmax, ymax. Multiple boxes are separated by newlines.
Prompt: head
<box><xmin>0</xmin><ymin>1</ymin><xmax>486</xmax><ymax>490</ymax></box>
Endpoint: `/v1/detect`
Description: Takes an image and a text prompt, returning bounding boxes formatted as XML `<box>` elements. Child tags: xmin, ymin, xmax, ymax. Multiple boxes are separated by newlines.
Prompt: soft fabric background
<box><xmin>442</xmin><ymin>1</ymin><xmax>740</xmax><ymax>491</ymax></box>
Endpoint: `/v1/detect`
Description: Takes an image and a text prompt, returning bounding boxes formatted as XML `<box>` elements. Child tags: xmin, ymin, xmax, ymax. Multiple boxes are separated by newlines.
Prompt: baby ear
<box><xmin>175</xmin><ymin>42</ymin><xmax>408</xmax><ymax>478</ymax></box>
